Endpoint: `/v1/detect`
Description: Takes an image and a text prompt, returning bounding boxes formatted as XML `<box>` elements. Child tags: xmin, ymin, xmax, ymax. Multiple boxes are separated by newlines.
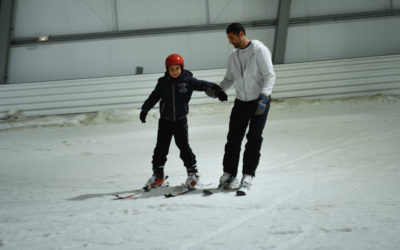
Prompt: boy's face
<box><xmin>227</xmin><ymin>31</ymin><xmax>244</xmax><ymax>49</ymax></box>
<box><xmin>168</xmin><ymin>65</ymin><xmax>182</xmax><ymax>78</ymax></box>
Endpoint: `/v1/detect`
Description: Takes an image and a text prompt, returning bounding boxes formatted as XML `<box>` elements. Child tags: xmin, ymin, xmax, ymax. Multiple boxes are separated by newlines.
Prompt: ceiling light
<box><xmin>38</xmin><ymin>36</ymin><xmax>49</xmax><ymax>42</ymax></box>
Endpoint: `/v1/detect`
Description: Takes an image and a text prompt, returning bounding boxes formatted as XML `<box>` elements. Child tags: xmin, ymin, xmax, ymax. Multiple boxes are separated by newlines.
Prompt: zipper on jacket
<box><xmin>236</xmin><ymin>51</ymin><xmax>247</xmax><ymax>100</ymax></box>
<box><xmin>172</xmin><ymin>82</ymin><xmax>176</xmax><ymax>121</ymax></box>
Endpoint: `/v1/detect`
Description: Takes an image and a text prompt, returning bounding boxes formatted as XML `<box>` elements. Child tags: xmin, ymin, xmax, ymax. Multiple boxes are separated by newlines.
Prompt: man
<box><xmin>214</xmin><ymin>22</ymin><xmax>275</xmax><ymax>195</ymax></box>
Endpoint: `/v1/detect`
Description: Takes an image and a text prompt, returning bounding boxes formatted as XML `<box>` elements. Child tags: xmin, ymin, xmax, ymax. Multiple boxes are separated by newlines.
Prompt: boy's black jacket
<box><xmin>141</xmin><ymin>70</ymin><xmax>217</xmax><ymax>121</ymax></box>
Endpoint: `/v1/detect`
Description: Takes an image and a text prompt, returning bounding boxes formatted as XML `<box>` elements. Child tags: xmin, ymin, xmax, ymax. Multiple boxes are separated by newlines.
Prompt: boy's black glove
<box><xmin>206</xmin><ymin>85</ymin><xmax>227</xmax><ymax>102</ymax></box>
<box><xmin>205</xmin><ymin>86</ymin><xmax>217</xmax><ymax>98</ymax></box>
<box><xmin>140</xmin><ymin>110</ymin><xmax>147</xmax><ymax>123</ymax></box>
<box><xmin>255</xmin><ymin>94</ymin><xmax>270</xmax><ymax>116</ymax></box>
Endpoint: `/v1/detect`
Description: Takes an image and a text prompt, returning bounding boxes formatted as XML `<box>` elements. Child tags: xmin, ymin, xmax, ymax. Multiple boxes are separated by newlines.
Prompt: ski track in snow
<box><xmin>180</xmin><ymin>186</ymin><xmax>311</xmax><ymax>250</ymax></box>
<box><xmin>181</xmin><ymin>116</ymin><xmax>400</xmax><ymax>249</ymax></box>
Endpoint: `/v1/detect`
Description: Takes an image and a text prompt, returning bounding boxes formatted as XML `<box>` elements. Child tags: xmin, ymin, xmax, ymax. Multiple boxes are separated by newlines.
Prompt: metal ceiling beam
<box><xmin>289</xmin><ymin>9</ymin><xmax>400</xmax><ymax>24</ymax></box>
<box><xmin>10</xmin><ymin>20</ymin><xmax>276</xmax><ymax>46</ymax></box>
<box><xmin>273</xmin><ymin>0</ymin><xmax>292</xmax><ymax>64</ymax></box>
<box><xmin>8</xmin><ymin>9</ymin><xmax>400</xmax><ymax>47</ymax></box>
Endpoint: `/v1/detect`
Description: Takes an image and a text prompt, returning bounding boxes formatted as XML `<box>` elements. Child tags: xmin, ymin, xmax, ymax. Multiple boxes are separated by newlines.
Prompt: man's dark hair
<box><xmin>226</xmin><ymin>22</ymin><xmax>246</xmax><ymax>35</ymax></box>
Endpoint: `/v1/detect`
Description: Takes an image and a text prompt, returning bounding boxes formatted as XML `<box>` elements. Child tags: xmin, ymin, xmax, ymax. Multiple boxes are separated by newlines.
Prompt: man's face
<box><xmin>227</xmin><ymin>31</ymin><xmax>243</xmax><ymax>49</ymax></box>
<box><xmin>168</xmin><ymin>65</ymin><xmax>182</xmax><ymax>78</ymax></box>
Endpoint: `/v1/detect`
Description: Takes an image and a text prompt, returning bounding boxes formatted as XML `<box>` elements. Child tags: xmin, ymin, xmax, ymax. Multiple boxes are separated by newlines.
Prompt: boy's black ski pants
<box><xmin>152</xmin><ymin>118</ymin><xmax>197</xmax><ymax>177</ymax></box>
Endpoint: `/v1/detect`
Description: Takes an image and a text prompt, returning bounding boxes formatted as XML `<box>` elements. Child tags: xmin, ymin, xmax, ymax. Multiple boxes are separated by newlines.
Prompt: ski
<box><xmin>202</xmin><ymin>186</ymin><xmax>239</xmax><ymax>196</ymax></box>
<box><xmin>113</xmin><ymin>186</ymin><xmax>155</xmax><ymax>199</ymax></box>
<box><xmin>164</xmin><ymin>187</ymin><xmax>195</xmax><ymax>198</ymax></box>
<box><xmin>114</xmin><ymin>183</ymin><xmax>213</xmax><ymax>199</ymax></box>
<box><xmin>113</xmin><ymin>192</ymin><xmax>141</xmax><ymax>200</ymax></box>
<box><xmin>164</xmin><ymin>183</ymin><xmax>212</xmax><ymax>198</ymax></box>
<box><xmin>114</xmin><ymin>176</ymin><xmax>171</xmax><ymax>200</ymax></box>
<box><xmin>202</xmin><ymin>189</ymin><xmax>214</xmax><ymax>195</ymax></box>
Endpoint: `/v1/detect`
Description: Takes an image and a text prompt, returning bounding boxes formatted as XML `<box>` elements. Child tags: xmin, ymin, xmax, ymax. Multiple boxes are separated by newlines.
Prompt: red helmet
<box><xmin>165</xmin><ymin>54</ymin><xmax>184</xmax><ymax>69</ymax></box>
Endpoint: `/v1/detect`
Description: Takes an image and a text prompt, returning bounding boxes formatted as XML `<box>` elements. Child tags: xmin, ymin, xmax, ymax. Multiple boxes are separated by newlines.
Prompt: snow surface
<box><xmin>1</xmin><ymin>95</ymin><xmax>400</xmax><ymax>250</ymax></box>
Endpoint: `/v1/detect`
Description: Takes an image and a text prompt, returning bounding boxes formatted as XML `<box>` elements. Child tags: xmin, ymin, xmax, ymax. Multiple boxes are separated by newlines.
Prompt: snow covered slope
<box><xmin>0</xmin><ymin>95</ymin><xmax>399</xmax><ymax>250</ymax></box>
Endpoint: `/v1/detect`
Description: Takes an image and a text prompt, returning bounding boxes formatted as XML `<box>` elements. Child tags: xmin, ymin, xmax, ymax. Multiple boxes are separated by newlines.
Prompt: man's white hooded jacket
<box><xmin>220</xmin><ymin>40</ymin><xmax>276</xmax><ymax>101</ymax></box>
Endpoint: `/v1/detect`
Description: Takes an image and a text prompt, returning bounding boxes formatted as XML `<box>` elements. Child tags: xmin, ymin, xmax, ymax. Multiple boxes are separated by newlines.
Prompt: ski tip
<box><xmin>202</xmin><ymin>190</ymin><xmax>213</xmax><ymax>195</ymax></box>
<box><xmin>112</xmin><ymin>193</ymin><xmax>137</xmax><ymax>199</ymax></box>
<box><xmin>236</xmin><ymin>190</ymin><xmax>246</xmax><ymax>196</ymax></box>
<box><xmin>113</xmin><ymin>195</ymin><xmax>123</xmax><ymax>200</ymax></box>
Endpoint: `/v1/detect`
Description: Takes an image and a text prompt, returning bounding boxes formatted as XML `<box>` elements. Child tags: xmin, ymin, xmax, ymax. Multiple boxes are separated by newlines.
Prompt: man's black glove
<box><xmin>255</xmin><ymin>94</ymin><xmax>270</xmax><ymax>115</ymax></box>
<box><xmin>140</xmin><ymin>110</ymin><xmax>148</xmax><ymax>123</ymax></box>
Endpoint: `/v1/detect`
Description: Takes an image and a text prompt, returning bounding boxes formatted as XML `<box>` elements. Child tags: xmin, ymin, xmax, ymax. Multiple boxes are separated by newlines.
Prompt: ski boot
<box><xmin>218</xmin><ymin>172</ymin><xmax>238</xmax><ymax>190</ymax></box>
<box><xmin>185</xmin><ymin>173</ymin><xmax>200</xmax><ymax>189</ymax></box>
<box><xmin>236</xmin><ymin>174</ymin><xmax>254</xmax><ymax>196</ymax></box>
<box><xmin>143</xmin><ymin>175</ymin><xmax>169</xmax><ymax>191</ymax></box>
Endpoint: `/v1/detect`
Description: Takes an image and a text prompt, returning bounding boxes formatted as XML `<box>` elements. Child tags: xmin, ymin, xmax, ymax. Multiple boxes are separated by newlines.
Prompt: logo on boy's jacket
<box><xmin>177</xmin><ymin>83</ymin><xmax>189</xmax><ymax>93</ymax></box>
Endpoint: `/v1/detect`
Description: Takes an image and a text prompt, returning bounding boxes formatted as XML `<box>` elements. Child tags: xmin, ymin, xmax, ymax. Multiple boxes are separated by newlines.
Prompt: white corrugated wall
<box><xmin>1</xmin><ymin>54</ymin><xmax>399</xmax><ymax>118</ymax></box>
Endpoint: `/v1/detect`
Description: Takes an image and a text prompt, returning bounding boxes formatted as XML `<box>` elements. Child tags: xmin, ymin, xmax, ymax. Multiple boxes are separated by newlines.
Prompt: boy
<box><xmin>140</xmin><ymin>54</ymin><xmax>227</xmax><ymax>191</ymax></box>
